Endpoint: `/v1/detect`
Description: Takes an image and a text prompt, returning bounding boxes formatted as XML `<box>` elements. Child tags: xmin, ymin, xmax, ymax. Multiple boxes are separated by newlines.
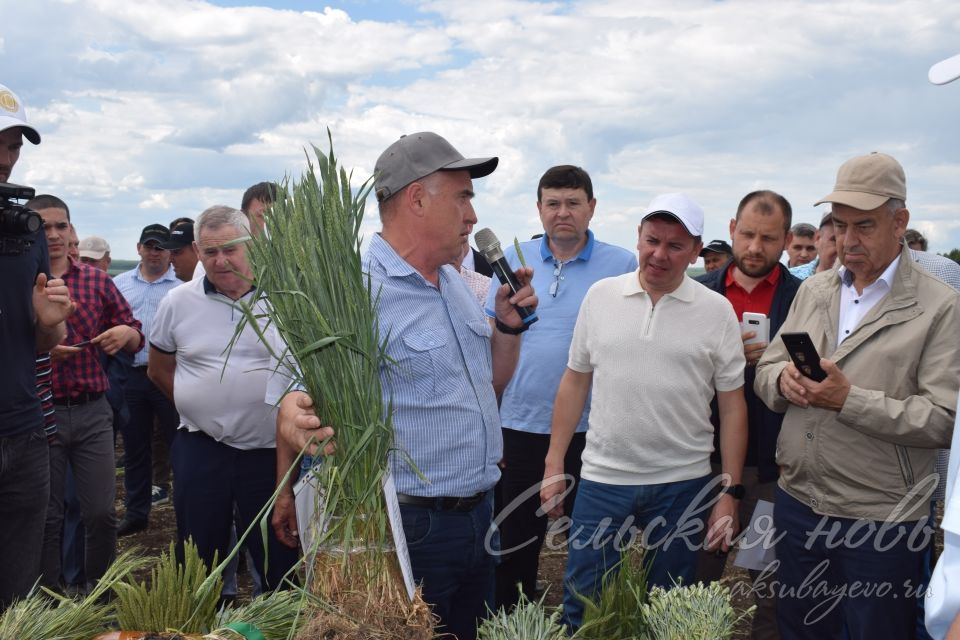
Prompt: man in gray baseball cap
<box><xmin>373</xmin><ymin>131</ymin><xmax>498</xmax><ymax>203</ymax></box>
<box><xmin>275</xmin><ymin>132</ymin><xmax>535</xmax><ymax>639</ymax></box>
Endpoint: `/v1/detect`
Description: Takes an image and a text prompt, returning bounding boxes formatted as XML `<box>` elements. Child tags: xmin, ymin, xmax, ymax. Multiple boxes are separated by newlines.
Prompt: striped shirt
<box><xmin>910</xmin><ymin>249</ymin><xmax>960</xmax><ymax>501</ymax></box>
<box><xmin>367</xmin><ymin>234</ymin><xmax>502</xmax><ymax>497</ymax></box>
<box><xmin>36</xmin><ymin>353</ymin><xmax>56</xmax><ymax>437</ymax></box>
<box><xmin>114</xmin><ymin>264</ymin><xmax>181</xmax><ymax>367</ymax></box>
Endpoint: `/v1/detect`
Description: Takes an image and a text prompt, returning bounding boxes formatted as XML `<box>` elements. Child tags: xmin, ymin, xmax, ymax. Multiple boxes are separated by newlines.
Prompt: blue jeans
<box><xmin>0</xmin><ymin>426</ymin><xmax>50</xmax><ymax>608</ymax></box>
<box><xmin>774</xmin><ymin>488</ymin><xmax>926</xmax><ymax>640</ymax></box>
<box><xmin>562</xmin><ymin>474</ymin><xmax>712</xmax><ymax>629</ymax></box>
<box><xmin>400</xmin><ymin>491</ymin><xmax>495</xmax><ymax>640</ymax></box>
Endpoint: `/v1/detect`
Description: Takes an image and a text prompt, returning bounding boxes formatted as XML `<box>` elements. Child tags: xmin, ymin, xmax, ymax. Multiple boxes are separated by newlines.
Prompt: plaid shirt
<box><xmin>52</xmin><ymin>259</ymin><xmax>143</xmax><ymax>399</ymax></box>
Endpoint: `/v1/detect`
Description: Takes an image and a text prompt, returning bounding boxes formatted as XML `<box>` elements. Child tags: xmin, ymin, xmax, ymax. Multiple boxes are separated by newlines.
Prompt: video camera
<box><xmin>0</xmin><ymin>182</ymin><xmax>41</xmax><ymax>235</ymax></box>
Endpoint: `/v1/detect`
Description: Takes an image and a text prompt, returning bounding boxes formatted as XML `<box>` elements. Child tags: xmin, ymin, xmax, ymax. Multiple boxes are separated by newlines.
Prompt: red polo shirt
<box><xmin>724</xmin><ymin>262</ymin><xmax>781</xmax><ymax>320</ymax></box>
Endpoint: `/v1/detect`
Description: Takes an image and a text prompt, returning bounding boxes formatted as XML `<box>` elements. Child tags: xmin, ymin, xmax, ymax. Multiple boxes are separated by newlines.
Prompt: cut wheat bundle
<box><xmin>237</xmin><ymin>135</ymin><xmax>432</xmax><ymax>639</ymax></box>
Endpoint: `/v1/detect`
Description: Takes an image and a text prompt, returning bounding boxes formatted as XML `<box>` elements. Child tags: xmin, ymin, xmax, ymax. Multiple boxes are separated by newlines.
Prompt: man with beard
<box><xmin>695</xmin><ymin>189</ymin><xmax>801</xmax><ymax>640</ymax></box>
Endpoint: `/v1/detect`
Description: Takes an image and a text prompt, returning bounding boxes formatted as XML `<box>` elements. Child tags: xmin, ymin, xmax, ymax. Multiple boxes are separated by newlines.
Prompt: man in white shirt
<box><xmin>148</xmin><ymin>206</ymin><xmax>298</xmax><ymax>592</ymax></box>
<box><xmin>540</xmin><ymin>193</ymin><xmax>747</xmax><ymax>630</ymax></box>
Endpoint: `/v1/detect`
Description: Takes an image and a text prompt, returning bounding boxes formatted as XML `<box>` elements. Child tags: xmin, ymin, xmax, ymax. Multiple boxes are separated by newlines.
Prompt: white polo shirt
<box><xmin>150</xmin><ymin>277</ymin><xmax>276</xmax><ymax>450</ymax></box>
<box><xmin>568</xmin><ymin>272</ymin><xmax>744</xmax><ymax>485</ymax></box>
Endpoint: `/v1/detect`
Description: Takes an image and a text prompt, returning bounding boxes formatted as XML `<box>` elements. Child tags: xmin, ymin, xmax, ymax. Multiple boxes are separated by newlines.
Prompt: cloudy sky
<box><xmin>3</xmin><ymin>0</ymin><xmax>959</xmax><ymax>261</ymax></box>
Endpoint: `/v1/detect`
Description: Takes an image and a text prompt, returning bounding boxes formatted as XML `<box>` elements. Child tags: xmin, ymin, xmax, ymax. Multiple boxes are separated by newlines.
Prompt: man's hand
<box><xmin>92</xmin><ymin>325</ymin><xmax>139</xmax><ymax>356</ymax></box>
<box><xmin>277</xmin><ymin>391</ymin><xmax>336</xmax><ymax>457</ymax></box>
<box><xmin>539</xmin><ymin>464</ymin><xmax>567</xmax><ymax>519</ymax></box>
<box><xmin>272</xmin><ymin>491</ymin><xmax>299</xmax><ymax>549</ymax></box>
<box><xmin>50</xmin><ymin>344</ymin><xmax>83</xmax><ymax>362</ymax></box>
<box><xmin>778</xmin><ymin>359</ymin><xmax>850</xmax><ymax>411</ymax></box>
<box><xmin>493</xmin><ymin>266</ymin><xmax>538</xmax><ymax>330</ymax></box>
<box><xmin>741</xmin><ymin>331</ymin><xmax>767</xmax><ymax>367</ymax></box>
<box><xmin>33</xmin><ymin>273</ymin><xmax>74</xmax><ymax>328</ymax></box>
<box><xmin>704</xmin><ymin>494</ymin><xmax>739</xmax><ymax>553</ymax></box>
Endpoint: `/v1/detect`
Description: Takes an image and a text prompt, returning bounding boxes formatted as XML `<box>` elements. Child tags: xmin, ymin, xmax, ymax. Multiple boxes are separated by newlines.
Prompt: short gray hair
<box><xmin>195</xmin><ymin>205</ymin><xmax>249</xmax><ymax>242</ymax></box>
<box><xmin>886</xmin><ymin>198</ymin><xmax>906</xmax><ymax>215</ymax></box>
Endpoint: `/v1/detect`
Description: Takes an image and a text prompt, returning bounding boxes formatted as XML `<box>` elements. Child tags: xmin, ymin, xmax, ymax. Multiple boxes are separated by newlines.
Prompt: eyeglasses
<box><xmin>142</xmin><ymin>243</ymin><xmax>168</xmax><ymax>253</ymax></box>
<box><xmin>549</xmin><ymin>260</ymin><xmax>565</xmax><ymax>297</ymax></box>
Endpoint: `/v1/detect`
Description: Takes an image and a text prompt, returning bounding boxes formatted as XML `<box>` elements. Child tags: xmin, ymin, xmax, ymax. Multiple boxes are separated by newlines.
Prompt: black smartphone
<box><xmin>780</xmin><ymin>332</ymin><xmax>827</xmax><ymax>382</ymax></box>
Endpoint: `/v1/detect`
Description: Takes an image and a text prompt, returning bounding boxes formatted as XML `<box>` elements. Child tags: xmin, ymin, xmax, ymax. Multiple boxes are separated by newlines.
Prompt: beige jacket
<box><xmin>755</xmin><ymin>247</ymin><xmax>960</xmax><ymax>522</ymax></box>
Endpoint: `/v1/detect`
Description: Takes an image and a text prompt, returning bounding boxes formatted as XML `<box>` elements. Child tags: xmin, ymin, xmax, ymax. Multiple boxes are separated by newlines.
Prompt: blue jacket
<box><xmin>695</xmin><ymin>264</ymin><xmax>801</xmax><ymax>482</ymax></box>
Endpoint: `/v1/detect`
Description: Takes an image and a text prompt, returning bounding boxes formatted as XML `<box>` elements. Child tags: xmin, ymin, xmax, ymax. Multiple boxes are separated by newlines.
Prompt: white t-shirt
<box><xmin>150</xmin><ymin>277</ymin><xmax>277</xmax><ymax>449</ymax></box>
<box><xmin>568</xmin><ymin>272</ymin><xmax>745</xmax><ymax>485</ymax></box>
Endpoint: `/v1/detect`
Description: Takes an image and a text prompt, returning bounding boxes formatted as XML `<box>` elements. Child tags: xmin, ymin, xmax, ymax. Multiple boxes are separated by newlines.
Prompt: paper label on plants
<box><xmin>733</xmin><ymin>499</ymin><xmax>777</xmax><ymax>571</ymax></box>
<box><xmin>383</xmin><ymin>471</ymin><xmax>416</xmax><ymax>601</ymax></box>
<box><xmin>294</xmin><ymin>461</ymin><xmax>328</xmax><ymax>563</ymax></box>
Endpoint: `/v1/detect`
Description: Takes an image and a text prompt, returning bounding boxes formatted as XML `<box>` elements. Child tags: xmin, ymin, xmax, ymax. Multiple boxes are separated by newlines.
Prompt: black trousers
<box><xmin>495</xmin><ymin>428</ymin><xmax>585</xmax><ymax>609</ymax></box>
<box><xmin>171</xmin><ymin>429</ymin><xmax>298</xmax><ymax>590</ymax></box>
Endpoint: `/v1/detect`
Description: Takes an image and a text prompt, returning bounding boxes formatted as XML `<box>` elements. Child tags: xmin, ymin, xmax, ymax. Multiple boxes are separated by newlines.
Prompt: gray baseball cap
<box><xmin>373</xmin><ymin>131</ymin><xmax>498</xmax><ymax>202</ymax></box>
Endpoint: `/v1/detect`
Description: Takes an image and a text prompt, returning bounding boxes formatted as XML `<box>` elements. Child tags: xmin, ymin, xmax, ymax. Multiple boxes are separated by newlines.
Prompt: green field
<box><xmin>107</xmin><ymin>259</ymin><xmax>139</xmax><ymax>277</ymax></box>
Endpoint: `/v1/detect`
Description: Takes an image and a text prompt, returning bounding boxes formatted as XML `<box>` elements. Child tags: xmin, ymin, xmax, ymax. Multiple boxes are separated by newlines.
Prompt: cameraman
<box><xmin>0</xmin><ymin>82</ymin><xmax>73</xmax><ymax>609</ymax></box>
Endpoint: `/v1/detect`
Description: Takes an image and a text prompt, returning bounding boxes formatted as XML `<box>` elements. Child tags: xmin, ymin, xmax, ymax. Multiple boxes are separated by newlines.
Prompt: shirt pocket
<box><xmin>400</xmin><ymin>329</ymin><xmax>450</xmax><ymax>399</ymax></box>
<box><xmin>466</xmin><ymin>319</ymin><xmax>494</xmax><ymax>375</ymax></box>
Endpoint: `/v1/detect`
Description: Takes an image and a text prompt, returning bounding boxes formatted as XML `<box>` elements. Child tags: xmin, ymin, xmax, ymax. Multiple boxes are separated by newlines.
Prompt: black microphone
<box><xmin>474</xmin><ymin>228</ymin><xmax>538</xmax><ymax>325</ymax></box>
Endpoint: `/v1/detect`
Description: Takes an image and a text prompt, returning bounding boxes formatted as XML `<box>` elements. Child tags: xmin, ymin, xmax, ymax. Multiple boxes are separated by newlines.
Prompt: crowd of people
<box><xmin>4</xmin><ymin>78</ymin><xmax>960</xmax><ymax>640</ymax></box>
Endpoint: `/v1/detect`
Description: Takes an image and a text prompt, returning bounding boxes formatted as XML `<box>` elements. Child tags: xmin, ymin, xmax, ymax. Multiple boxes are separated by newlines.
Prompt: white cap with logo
<box><xmin>0</xmin><ymin>84</ymin><xmax>41</xmax><ymax>144</ymax></box>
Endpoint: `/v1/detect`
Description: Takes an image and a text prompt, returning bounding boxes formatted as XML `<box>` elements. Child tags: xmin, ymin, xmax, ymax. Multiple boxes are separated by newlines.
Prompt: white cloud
<box><xmin>4</xmin><ymin>0</ymin><xmax>960</xmax><ymax>259</ymax></box>
<box><xmin>139</xmin><ymin>193</ymin><xmax>171</xmax><ymax>209</ymax></box>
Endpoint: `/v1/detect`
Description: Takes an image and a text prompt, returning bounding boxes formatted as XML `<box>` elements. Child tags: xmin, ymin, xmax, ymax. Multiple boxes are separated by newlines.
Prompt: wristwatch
<box><xmin>722</xmin><ymin>484</ymin><xmax>746</xmax><ymax>500</ymax></box>
<box><xmin>495</xmin><ymin>318</ymin><xmax>528</xmax><ymax>335</ymax></box>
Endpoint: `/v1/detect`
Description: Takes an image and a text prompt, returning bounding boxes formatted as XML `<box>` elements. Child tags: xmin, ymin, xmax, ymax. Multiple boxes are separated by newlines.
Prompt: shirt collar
<box><xmin>135</xmin><ymin>264</ymin><xmax>179</xmax><ymax>283</ymax></box>
<box><xmin>724</xmin><ymin>261</ymin><xmax>781</xmax><ymax>290</ymax></box>
<box><xmin>370</xmin><ymin>233</ymin><xmax>421</xmax><ymax>279</ymax></box>
<box><xmin>539</xmin><ymin>229</ymin><xmax>596</xmax><ymax>263</ymax></box>
<box><xmin>202</xmin><ymin>275</ymin><xmax>255</xmax><ymax>298</ymax></box>
<box><xmin>838</xmin><ymin>254</ymin><xmax>901</xmax><ymax>290</ymax></box>
<box><xmin>622</xmin><ymin>270</ymin><xmax>696</xmax><ymax>302</ymax></box>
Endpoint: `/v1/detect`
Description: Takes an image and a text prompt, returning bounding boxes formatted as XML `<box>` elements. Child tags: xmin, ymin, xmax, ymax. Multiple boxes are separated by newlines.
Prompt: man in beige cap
<box><xmin>755</xmin><ymin>152</ymin><xmax>960</xmax><ymax>639</ymax></box>
<box><xmin>78</xmin><ymin>236</ymin><xmax>112</xmax><ymax>272</ymax></box>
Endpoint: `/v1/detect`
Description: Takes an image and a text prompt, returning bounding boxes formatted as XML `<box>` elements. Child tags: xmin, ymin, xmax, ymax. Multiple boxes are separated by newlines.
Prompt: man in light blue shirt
<box><xmin>113</xmin><ymin>224</ymin><xmax>180</xmax><ymax>535</ymax></box>
<box><xmin>483</xmin><ymin>165</ymin><xmax>636</xmax><ymax>609</ymax></box>
<box><xmin>789</xmin><ymin>211</ymin><xmax>837</xmax><ymax>281</ymax></box>
<box><xmin>275</xmin><ymin>132</ymin><xmax>537</xmax><ymax>640</ymax></box>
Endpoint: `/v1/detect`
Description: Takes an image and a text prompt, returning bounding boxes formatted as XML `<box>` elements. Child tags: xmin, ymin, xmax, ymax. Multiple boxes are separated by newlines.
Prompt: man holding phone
<box><xmin>695</xmin><ymin>189</ymin><xmax>801</xmax><ymax>640</ymax></box>
<box><xmin>755</xmin><ymin>152</ymin><xmax>960</xmax><ymax>639</ymax></box>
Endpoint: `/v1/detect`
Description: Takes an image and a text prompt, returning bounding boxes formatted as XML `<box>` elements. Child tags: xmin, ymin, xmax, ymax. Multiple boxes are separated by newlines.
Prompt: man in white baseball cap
<box><xmin>541</xmin><ymin>192</ymin><xmax>747</xmax><ymax>630</ymax></box>
<box><xmin>0</xmin><ymin>83</ymin><xmax>41</xmax><ymax>183</ymax></box>
<box><xmin>0</xmin><ymin>83</ymin><xmax>74</xmax><ymax>611</ymax></box>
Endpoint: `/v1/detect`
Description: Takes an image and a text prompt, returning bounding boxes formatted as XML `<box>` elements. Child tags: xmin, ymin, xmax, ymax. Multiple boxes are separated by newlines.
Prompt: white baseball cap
<box><xmin>642</xmin><ymin>193</ymin><xmax>705</xmax><ymax>237</ymax></box>
<box><xmin>0</xmin><ymin>83</ymin><xmax>40</xmax><ymax>144</ymax></box>
<box><xmin>929</xmin><ymin>53</ymin><xmax>960</xmax><ymax>85</ymax></box>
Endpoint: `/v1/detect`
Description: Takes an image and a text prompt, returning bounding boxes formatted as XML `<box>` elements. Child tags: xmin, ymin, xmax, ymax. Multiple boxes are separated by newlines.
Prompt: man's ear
<box><xmin>405</xmin><ymin>181</ymin><xmax>428</xmax><ymax>217</ymax></box>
